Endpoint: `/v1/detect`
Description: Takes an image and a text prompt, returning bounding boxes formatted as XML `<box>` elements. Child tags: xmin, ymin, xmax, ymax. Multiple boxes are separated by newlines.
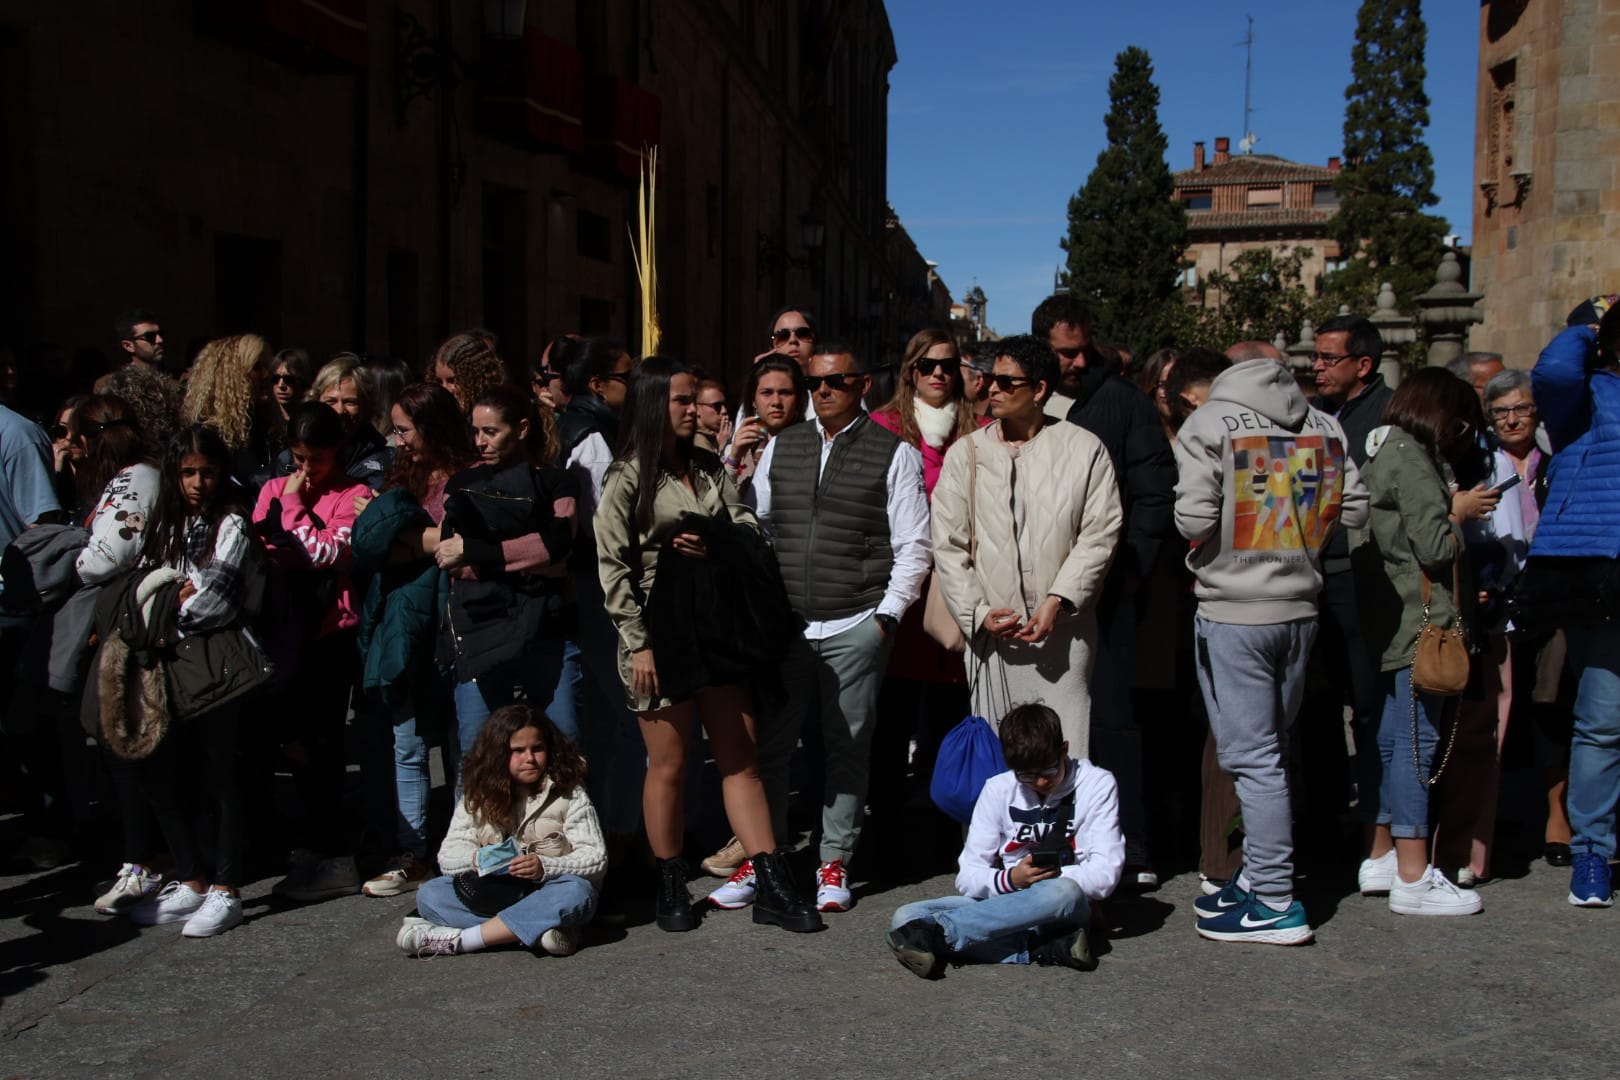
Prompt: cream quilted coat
<box><xmin>931</xmin><ymin>419</ymin><xmax>1123</xmax><ymax>637</ymax></box>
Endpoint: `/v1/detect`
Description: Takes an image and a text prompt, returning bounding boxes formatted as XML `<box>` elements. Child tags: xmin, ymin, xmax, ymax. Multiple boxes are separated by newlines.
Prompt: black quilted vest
<box><xmin>767</xmin><ymin>414</ymin><xmax>900</xmax><ymax>620</ymax></box>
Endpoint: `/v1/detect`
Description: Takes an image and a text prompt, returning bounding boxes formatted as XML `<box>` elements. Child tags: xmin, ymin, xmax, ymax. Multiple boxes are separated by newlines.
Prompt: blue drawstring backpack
<box><xmin>930</xmin><ymin>713</ymin><xmax>1005</xmax><ymax>824</ymax></box>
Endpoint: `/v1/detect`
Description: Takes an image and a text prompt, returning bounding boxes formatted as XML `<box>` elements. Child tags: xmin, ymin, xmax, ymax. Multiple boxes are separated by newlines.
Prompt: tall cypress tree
<box><xmin>1061</xmin><ymin>46</ymin><xmax>1186</xmax><ymax>351</ymax></box>
<box><xmin>1328</xmin><ymin>0</ymin><xmax>1449</xmax><ymax>309</ymax></box>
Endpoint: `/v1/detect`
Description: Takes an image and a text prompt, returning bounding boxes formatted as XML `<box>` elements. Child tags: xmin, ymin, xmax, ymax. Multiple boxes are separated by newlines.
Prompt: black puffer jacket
<box><xmin>1314</xmin><ymin>375</ymin><xmax>1394</xmax><ymax>570</ymax></box>
<box><xmin>439</xmin><ymin>459</ymin><xmax>578</xmax><ymax>682</ymax></box>
<box><xmin>1063</xmin><ymin>361</ymin><xmax>1176</xmax><ymax>582</ymax></box>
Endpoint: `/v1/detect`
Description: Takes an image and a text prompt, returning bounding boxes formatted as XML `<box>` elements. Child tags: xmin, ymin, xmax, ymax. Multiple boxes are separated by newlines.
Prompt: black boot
<box><xmin>751</xmin><ymin>851</ymin><xmax>824</xmax><ymax>933</ymax></box>
<box><xmin>655</xmin><ymin>857</ymin><xmax>697</xmax><ymax>932</ymax></box>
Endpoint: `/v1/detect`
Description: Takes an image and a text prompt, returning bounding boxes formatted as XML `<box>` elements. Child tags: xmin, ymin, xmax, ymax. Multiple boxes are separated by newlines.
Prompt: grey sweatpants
<box><xmin>1192</xmin><ymin>614</ymin><xmax>1317</xmax><ymax>905</ymax></box>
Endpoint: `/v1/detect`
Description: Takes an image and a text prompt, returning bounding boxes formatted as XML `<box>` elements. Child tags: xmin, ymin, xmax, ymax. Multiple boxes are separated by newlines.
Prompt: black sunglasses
<box><xmin>128</xmin><ymin>330</ymin><xmax>162</xmax><ymax>344</ymax></box>
<box><xmin>271</xmin><ymin>373</ymin><xmax>303</xmax><ymax>386</ymax></box>
<box><xmin>48</xmin><ymin>423</ymin><xmax>69</xmax><ymax>440</ymax></box>
<box><xmin>913</xmin><ymin>358</ymin><xmax>960</xmax><ymax>377</ymax></box>
<box><xmin>803</xmin><ymin>372</ymin><xmax>864</xmax><ymax>393</ymax></box>
<box><xmin>771</xmin><ymin>326</ymin><xmax>815</xmax><ymax>344</ymax></box>
<box><xmin>988</xmin><ymin>374</ymin><xmax>1036</xmax><ymax>391</ymax></box>
<box><xmin>531</xmin><ymin>369</ymin><xmax>560</xmax><ymax>384</ymax></box>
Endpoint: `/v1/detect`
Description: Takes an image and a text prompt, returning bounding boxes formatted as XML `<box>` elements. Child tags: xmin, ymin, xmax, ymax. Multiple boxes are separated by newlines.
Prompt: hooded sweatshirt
<box><xmin>1173</xmin><ymin>358</ymin><xmax>1370</xmax><ymax>625</ymax></box>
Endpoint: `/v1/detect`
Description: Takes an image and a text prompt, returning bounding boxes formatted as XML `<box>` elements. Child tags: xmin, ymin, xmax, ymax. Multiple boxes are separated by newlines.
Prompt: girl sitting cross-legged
<box><xmin>396</xmin><ymin>703</ymin><xmax>605</xmax><ymax>958</ymax></box>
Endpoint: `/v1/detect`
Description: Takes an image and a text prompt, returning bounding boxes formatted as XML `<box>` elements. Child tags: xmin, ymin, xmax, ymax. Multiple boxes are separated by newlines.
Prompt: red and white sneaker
<box><xmin>707</xmin><ymin>859</ymin><xmax>757</xmax><ymax>909</ymax></box>
<box><xmin>815</xmin><ymin>859</ymin><xmax>852</xmax><ymax>912</ymax></box>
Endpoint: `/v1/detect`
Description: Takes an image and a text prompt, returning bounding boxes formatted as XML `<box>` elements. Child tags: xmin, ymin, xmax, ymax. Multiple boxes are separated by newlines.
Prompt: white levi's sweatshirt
<box><xmin>955</xmin><ymin>758</ymin><xmax>1125</xmax><ymax>902</ymax></box>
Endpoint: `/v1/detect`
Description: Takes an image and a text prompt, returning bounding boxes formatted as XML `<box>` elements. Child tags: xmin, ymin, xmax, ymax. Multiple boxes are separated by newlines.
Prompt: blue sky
<box><xmin>885</xmin><ymin>1</ymin><xmax>1479</xmax><ymax>336</ymax></box>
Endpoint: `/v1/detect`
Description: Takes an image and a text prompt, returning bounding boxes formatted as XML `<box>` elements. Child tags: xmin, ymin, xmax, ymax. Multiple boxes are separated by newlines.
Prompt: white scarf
<box><xmin>914</xmin><ymin>398</ymin><xmax>958</xmax><ymax>449</ymax></box>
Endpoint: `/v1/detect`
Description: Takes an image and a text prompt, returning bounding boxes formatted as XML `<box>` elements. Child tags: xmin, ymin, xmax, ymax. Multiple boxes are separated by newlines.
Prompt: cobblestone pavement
<box><xmin>3</xmin><ymin>848</ymin><xmax>1617</xmax><ymax>1078</ymax></box>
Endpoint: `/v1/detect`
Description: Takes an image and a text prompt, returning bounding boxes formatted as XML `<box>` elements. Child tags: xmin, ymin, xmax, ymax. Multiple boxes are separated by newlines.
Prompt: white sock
<box><xmin>458</xmin><ymin>926</ymin><xmax>487</xmax><ymax>953</ymax></box>
<box><xmin>1259</xmin><ymin>896</ymin><xmax>1293</xmax><ymax>913</ymax></box>
<box><xmin>1237</xmin><ymin>872</ymin><xmax>1252</xmax><ymax>892</ymax></box>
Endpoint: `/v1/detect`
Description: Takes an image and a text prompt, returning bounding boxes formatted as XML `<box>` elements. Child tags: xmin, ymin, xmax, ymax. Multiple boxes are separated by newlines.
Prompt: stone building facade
<box><xmin>1171</xmin><ymin>137</ymin><xmax>1345</xmax><ymax>306</ymax></box>
<box><xmin>0</xmin><ymin>1</ymin><xmax>896</xmax><ymax>396</ymax></box>
<box><xmin>1470</xmin><ymin>0</ymin><xmax>1620</xmax><ymax>365</ymax></box>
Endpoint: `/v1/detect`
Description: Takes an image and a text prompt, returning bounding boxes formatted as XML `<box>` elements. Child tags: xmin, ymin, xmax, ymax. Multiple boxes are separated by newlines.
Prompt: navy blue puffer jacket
<box><xmin>1529</xmin><ymin>326</ymin><xmax>1620</xmax><ymax>559</ymax></box>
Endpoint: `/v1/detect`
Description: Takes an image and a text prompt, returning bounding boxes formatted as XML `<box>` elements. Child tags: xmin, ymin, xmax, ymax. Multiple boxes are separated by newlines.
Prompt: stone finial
<box><xmin>1376</xmin><ymin>281</ymin><xmax>1398</xmax><ymax>312</ymax></box>
<box><xmin>1273</xmin><ymin>330</ymin><xmax>1288</xmax><ymax>353</ymax></box>
<box><xmin>1416</xmin><ymin>253</ymin><xmax>1484</xmax><ymax>368</ymax></box>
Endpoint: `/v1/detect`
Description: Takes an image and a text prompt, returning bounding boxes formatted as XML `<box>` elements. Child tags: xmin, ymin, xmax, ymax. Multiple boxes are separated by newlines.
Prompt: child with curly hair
<box><xmin>396</xmin><ymin>703</ymin><xmax>605</xmax><ymax>957</ymax></box>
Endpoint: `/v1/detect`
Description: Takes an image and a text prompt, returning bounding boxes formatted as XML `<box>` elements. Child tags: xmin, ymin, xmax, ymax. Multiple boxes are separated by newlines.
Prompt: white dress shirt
<box><xmin>753</xmin><ymin>414</ymin><xmax>932</xmax><ymax>641</ymax></box>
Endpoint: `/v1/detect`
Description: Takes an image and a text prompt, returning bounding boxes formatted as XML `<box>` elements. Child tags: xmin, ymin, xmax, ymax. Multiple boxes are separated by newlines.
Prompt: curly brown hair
<box><xmin>433</xmin><ymin>331</ymin><xmax>508</xmax><ymax>414</ymax></box>
<box><xmin>460</xmin><ymin>704</ymin><xmax>588</xmax><ymax>835</ymax></box>
<box><xmin>97</xmin><ymin>363</ymin><xmax>182</xmax><ymax>445</ymax></box>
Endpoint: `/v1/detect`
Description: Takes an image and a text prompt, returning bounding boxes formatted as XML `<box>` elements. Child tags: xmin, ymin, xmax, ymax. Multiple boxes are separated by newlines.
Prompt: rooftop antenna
<box><xmin>1236</xmin><ymin>15</ymin><xmax>1258</xmax><ymax>154</ymax></box>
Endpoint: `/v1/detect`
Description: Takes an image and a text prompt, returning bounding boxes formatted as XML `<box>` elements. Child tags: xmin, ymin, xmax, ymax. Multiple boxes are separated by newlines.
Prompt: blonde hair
<box><xmin>183</xmin><ymin>334</ymin><xmax>269</xmax><ymax>452</ymax></box>
<box><xmin>880</xmin><ymin>328</ymin><xmax>977</xmax><ymax>449</ymax></box>
<box><xmin>310</xmin><ymin>353</ymin><xmax>376</xmax><ymax>424</ymax></box>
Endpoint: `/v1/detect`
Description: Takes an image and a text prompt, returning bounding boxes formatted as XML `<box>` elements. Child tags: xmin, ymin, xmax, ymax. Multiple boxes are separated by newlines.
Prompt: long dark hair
<box><xmin>74</xmin><ymin>394</ymin><xmax>158</xmax><ymax>503</ymax></box>
<box><xmin>461</xmin><ymin>703</ymin><xmax>587</xmax><ymax>835</ymax></box>
<box><xmin>1383</xmin><ymin>367</ymin><xmax>1490</xmax><ymax>482</ymax></box>
<box><xmin>472</xmin><ymin>383</ymin><xmax>561</xmax><ymax>468</ymax></box>
<box><xmin>616</xmin><ymin>356</ymin><xmax>692</xmax><ymax>531</ymax></box>
<box><xmin>140</xmin><ymin>425</ymin><xmax>244</xmax><ymax>569</ymax></box>
<box><xmin>382</xmin><ymin>382</ymin><xmax>476</xmax><ymax>500</ymax></box>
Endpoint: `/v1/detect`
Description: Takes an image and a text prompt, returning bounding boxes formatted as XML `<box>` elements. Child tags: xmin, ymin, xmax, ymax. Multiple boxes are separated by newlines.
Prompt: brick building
<box><xmin>1471</xmin><ymin>0</ymin><xmax>1620</xmax><ymax>366</ymax></box>
<box><xmin>1171</xmin><ymin>136</ymin><xmax>1345</xmax><ymax>306</ymax></box>
<box><xmin>0</xmin><ymin>1</ymin><xmax>896</xmax><ymax>398</ymax></box>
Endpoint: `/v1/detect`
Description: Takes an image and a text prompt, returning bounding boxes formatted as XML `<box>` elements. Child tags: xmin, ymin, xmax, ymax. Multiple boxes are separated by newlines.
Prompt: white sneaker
<box><xmin>1358</xmin><ymin>849</ymin><xmax>1397</xmax><ymax>896</ymax></box>
<box><xmin>815</xmin><ymin>859</ymin><xmax>852</xmax><ymax>913</ymax></box>
<box><xmin>707</xmin><ymin>860</ymin><xmax>756</xmax><ymax>909</ymax></box>
<box><xmin>363</xmin><ymin>852</ymin><xmax>432</xmax><ymax>897</ymax></box>
<box><xmin>279</xmin><ymin>856</ymin><xmax>362</xmax><ymax>903</ymax></box>
<box><xmin>1388</xmin><ymin>866</ymin><xmax>1483</xmax><ymax>916</ymax></box>
<box><xmin>129</xmin><ymin>881</ymin><xmax>207</xmax><ymax>926</ymax></box>
<box><xmin>94</xmin><ymin>863</ymin><xmax>163</xmax><ymax>915</ymax></box>
<box><xmin>539</xmin><ymin>926</ymin><xmax>581</xmax><ymax>957</ymax></box>
<box><xmin>182</xmin><ymin>890</ymin><xmax>244</xmax><ymax>938</ymax></box>
<box><xmin>396</xmin><ymin>916</ymin><xmax>461</xmax><ymax>957</ymax></box>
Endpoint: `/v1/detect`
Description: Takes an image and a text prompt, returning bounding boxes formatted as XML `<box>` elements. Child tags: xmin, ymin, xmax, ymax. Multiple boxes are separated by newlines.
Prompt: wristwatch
<box><xmin>875</xmin><ymin>613</ymin><xmax>899</xmax><ymax>637</ymax></box>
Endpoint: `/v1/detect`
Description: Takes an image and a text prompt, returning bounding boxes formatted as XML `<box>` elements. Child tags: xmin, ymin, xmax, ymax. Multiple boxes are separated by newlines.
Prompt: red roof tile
<box><xmin>1174</xmin><ymin>154</ymin><xmax>1336</xmax><ymax>187</ymax></box>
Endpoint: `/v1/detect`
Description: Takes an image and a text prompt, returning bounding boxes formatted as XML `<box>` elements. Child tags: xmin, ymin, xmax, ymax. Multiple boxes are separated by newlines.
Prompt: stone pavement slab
<box><xmin>2</xmin><ymin>859</ymin><xmax>1617</xmax><ymax>1078</ymax></box>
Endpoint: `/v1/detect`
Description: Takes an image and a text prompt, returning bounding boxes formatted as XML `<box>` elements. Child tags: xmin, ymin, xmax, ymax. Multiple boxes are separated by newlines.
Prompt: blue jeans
<box><xmin>416</xmin><ymin>872</ymin><xmax>597</xmax><ymax>948</ymax></box>
<box><xmin>1567</xmin><ymin>622</ymin><xmax>1620</xmax><ymax>859</ymax></box>
<box><xmin>889</xmin><ymin>877</ymin><xmax>1087</xmax><ymax>964</ymax></box>
<box><xmin>453</xmin><ymin>639</ymin><xmax>569</xmax><ymax>770</ymax></box>
<box><xmin>1363</xmin><ymin>666</ymin><xmax>1443</xmax><ymax>839</ymax></box>
<box><xmin>362</xmin><ymin>694</ymin><xmax>431</xmax><ymax>858</ymax></box>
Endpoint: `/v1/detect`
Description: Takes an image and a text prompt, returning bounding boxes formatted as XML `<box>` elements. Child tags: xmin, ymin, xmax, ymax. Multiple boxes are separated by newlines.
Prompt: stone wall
<box><xmin>1471</xmin><ymin>0</ymin><xmax>1620</xmax><ymax>366</ymax></box>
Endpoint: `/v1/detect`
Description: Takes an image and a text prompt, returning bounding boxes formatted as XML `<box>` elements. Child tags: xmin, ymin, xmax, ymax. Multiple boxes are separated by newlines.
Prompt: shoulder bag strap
<box><xmin>966</xmin><ymin>434</ymin><xmax>978</xmax><ymax>569</ymax></box>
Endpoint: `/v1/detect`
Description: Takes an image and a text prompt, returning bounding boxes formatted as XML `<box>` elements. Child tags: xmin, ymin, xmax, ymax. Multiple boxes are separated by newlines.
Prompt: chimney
<box><xmin>1193</xmin><ymin>141</ymin><xmax>1206</xmax><ymax>172</ymax></box>
<box><xmin>1214</xmin><ymin>137</ymin><xmax>1230</xmax><ymax>165</ymax></box>
<box><xmin>1328</xmin><ymin>156</ymin><xmax>1342</xmax><ymax>173</ymax></box>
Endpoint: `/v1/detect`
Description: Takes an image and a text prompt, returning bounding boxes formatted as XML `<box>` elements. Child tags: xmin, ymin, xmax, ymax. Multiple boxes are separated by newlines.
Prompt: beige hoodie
<box><xmin>1174</xmin><ymin>359</ymin><xmax>1370</xmax><ymax>625</ymax></box>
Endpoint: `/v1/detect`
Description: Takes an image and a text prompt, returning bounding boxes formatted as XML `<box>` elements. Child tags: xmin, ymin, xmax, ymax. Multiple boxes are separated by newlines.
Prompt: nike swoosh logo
<box><xmin>1239</xmin><ymin>911</ymin><xmax>1287</xmax><ymax>928</ymax></box>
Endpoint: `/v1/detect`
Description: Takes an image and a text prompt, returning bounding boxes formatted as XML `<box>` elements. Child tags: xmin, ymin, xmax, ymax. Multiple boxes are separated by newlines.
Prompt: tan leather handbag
<box><xmin>1411</xmin><ymin>538</ymin><xmax>1468</xmax><ymax>696</ymax></box>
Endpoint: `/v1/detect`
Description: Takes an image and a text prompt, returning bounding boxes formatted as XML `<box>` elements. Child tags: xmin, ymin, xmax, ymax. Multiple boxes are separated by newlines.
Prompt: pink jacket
<box><xmin>253</xmin><ymin>475</ymin><xmax>371</xmax><ymax>636</ymax></box>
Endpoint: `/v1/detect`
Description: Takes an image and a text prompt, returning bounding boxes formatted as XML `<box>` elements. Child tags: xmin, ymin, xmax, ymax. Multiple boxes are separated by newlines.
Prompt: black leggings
<box><xmin>138</xmin><ymin>705</ymin><xmax>244</xmax><ymax>887</ymax></box>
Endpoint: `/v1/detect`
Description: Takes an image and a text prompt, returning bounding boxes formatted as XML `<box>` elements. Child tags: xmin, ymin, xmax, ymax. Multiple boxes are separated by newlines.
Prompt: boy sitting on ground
<box><xmin>886</xmin><ymin>703</ymin><xmax>1125</xmax><ymax>977</ymax></box>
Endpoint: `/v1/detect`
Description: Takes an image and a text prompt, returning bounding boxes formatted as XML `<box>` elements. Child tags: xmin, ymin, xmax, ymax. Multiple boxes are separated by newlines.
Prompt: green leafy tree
<box><xmin>1326</xmin><ymin>0</ymin><xmax>1449</xmax><ymax>311</ymax></box>
<box><xmin>1060</xmin><ymin>46</ymin><xmax>1187</xmax><ymax>351</ymax></box>
<box><xmin>1190</xmin><ymin>247</ymin><xmax>1338</xmax><ymax>349</ymax></box>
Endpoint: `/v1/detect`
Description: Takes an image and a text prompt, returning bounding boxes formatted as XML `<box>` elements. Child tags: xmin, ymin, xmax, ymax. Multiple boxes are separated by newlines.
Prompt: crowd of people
<box><xmin>0</xmin><ymin>291</ymin><xmax>1615</xmax><ymax>972</ymax></box>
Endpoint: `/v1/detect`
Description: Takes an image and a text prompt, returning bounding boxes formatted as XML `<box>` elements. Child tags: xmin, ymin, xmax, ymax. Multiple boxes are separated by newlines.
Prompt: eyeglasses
<box><xmin>1310</xmin><ymin>352</ymin><xmax>1356</xmax><ymax>369</ymax></box>
<box><xmin>599</xmin><ymin>372</ymin><xmax>631</xmax><ymax>384</ymax></box>
<box><xmin>771</xmin><ymin>326</ymin><xmax>816</xmax><ymax>344</ymax></box>
<box><xmin>1013</xmin><ymin>760</ymin><xmax>1065</xmax><ymax>785</ymax></box>
<box><xmin>803</xmin><ymin>372</ymin><xmax>864</xmax><ymax>393</ymax></box>
<box><xmin>48</xmin><ymin>423</ymin><xmax>69</xmax><ymax>440</ymax></box>
<box><xmin>129</xmin><ymin>330</ymin><xmax>162</xmax><ymax>344</ymax></box>
<box><xmin>696</xmin><ymin>400</ymin><xmax>728</xmax><ymax>412</ymax></box>
<box><xmin>531</xmin><ymin>369</ymin><xmax>560</xmax><ymax>385</ymax></box>
<box><xmin>988</xmin><ymin>374</ymin><xmax>1036</xmax><ymax>392</ymax></box>
<box><xmin>1489</xmin><ymin>403</ymin><xmax>1535</xmax><ymax>421</ymax></box>
<box><xmin>271</xmin><ymin>373</ymin><xmax>303</xmax><ymax>386</ymax></box>
<box><xmin>913</xmin><ymin>358</ymin><xmax>959</xmax><ymax>377</ymax></box>
<box><xmin>1053</xmin><ymin>345</ymin><xmax>1084</xmax><ymax>361</ymax></box>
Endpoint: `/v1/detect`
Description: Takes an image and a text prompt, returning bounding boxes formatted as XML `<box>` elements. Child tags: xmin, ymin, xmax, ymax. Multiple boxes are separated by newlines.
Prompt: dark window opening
<box><xmin>1183</xmin><ymin>192</ymin><xmax>1212</xmax><ymax>212</ymax></box>
<box><xmin>577</xmin><ymin>210</ymin><xmax>611</xmax><ymax>262</ymax></box>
